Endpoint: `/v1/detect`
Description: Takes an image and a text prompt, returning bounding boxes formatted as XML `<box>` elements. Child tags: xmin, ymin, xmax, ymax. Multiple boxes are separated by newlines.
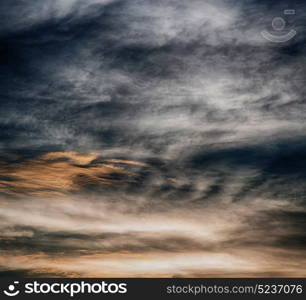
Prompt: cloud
<box><xmin>0</xmin><ymin>0</ymin><xmax>306</xmax><ymax>277</ymax></box>
<box><xmin>0</xmin><ymin>151</ymin><xmax>151</xmax><ymax>197</ymax></box>
<box><xmin>0</xmin><ymin>0</ymin><xmax>119</xmax><ymax>35</ymax></box>
<box><xmin>0</xmin><ymin>196</ymin><xmax>305</xmax><ymax>277</ymax></box>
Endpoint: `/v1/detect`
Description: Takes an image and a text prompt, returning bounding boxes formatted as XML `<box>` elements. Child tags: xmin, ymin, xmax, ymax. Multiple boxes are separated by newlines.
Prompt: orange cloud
<box><xmin>2</xmin><ymin>248</ymin><xmax>306</xmax><ymax>278</ymax></box>
<box><xmin>0</xmin><ymin>152</ymin><xmax>150</xmax><ymax>197</ymax></box>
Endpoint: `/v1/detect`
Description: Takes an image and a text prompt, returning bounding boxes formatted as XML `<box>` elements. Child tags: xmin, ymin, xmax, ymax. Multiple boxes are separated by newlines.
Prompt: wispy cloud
<box><xmin>0</xmin><ymin>0</ymin><xmax>306</xmax><ymax>277</ymax></box>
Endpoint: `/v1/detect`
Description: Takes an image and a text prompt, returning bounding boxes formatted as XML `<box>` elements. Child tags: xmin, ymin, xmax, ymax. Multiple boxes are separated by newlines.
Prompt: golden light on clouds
<box><xmin>0</xmin><ymin>151</ymin><xmax>149</xmax><ymax>197</ymax></box>
<box><xmin>1</xmin><ymin>187</ymin><xmax>306</xmax><ymax>277</ymax></box>
<box><xmin>1</xmin><ymin>152</ymin><xmax>306</xmax><ymax>278</ymax></box>
<box><xmin>1</xmin><ymin>0</ymin><xmax>306</xmax><ymax>280</ymax></box>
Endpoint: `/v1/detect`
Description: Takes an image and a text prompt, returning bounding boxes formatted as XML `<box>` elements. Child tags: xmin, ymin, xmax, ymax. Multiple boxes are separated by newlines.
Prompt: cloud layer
<box><xmin>0</xmin><ymin>0</ymin><xmax>306</xmax><ymax>277</ymax></box>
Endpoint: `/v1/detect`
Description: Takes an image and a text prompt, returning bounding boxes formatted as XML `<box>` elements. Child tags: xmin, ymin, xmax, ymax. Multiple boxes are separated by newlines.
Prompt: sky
<box><xmin>0</xmin><ymin>0</ymin><xmax>306</xmax><ymax>277</ymax></box>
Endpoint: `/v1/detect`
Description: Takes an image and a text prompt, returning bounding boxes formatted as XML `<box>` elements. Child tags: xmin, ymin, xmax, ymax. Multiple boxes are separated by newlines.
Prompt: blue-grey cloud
<box><xmin>0</xmin><ymin>0</ymin><xmax>306</xmax><ymax>277</ymax></box>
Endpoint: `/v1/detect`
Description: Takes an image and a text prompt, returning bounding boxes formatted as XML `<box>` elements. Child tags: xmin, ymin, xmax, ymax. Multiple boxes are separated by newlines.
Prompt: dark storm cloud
<box><xmin>0</xmin><ymin>226</ymin><xmax>216</xmax><ymax>254</ymax></box>
<box><xmin>1</xmin><ymin>0</ymin><xmax>306</xmax><ymax>276</ymax></box>
<box><xmin>1</xmin><ymin>0</ymin><xmax>305</xmax><ymax>154</ymax></box>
